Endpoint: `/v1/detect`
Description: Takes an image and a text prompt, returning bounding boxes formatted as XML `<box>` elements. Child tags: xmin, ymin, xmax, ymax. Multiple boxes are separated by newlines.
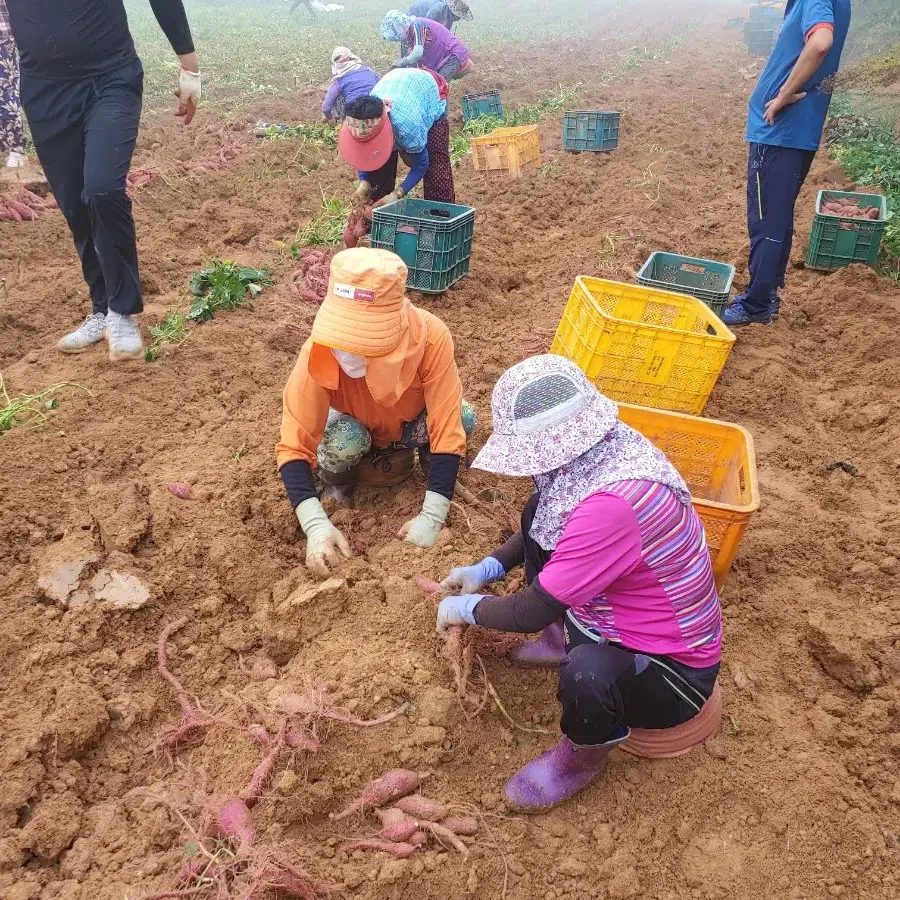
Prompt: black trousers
<box><xmin>20</xmin><ymin>60</ymin><xmax>144</xmax><ymax>316</ymax></box>
<box><xmin>367</xmin><ymin>116</ymin><xmax>455</xmax><ymax>204</ymax></box>
<box><xmin>520</xmin><ymin>493</ymin><xmax>719</xmax><ymax>746</ymax></box>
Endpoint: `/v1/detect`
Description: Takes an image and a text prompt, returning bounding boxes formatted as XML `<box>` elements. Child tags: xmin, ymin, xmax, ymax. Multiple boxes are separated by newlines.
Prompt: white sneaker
<box><xmin>5</xmin><ymin>151</ymin><xmax>28</xmax><ymax>168</ymax></box>
<box><xmin>57</xmin><ymin>312</ymin><xmax>107</xmax><ymax>353</ymax></box>
<box><xmin>106</xmin><ymin>311</ymin><xmax>144</xmax><ymax>361</ymax></box>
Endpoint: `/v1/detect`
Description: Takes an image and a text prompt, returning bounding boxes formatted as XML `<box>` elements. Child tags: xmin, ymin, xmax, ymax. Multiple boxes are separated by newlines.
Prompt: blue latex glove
<box><xmin>440</xmin><ymin>557</ymin><xmax>505</xmax><ymax>594</ymax></box>
<box><xmin>436</xmin><ymin>594</ymin><xmax>483</xmax><ymax>636</ymax></box>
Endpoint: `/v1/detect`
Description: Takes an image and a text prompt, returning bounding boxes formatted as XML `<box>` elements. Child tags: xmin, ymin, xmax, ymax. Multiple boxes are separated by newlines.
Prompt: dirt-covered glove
<box><xmin>373</xmin><ymin>188</ymin><xmax>403</xmax><ymax>209</ymax></box>
<box><xmin>296</xmin><ymin>497</ymin><xmax>352</xmax><ymax>578</ymax></box>
<box><xmin>398</xmin><ymin>491</ymin><xmax>450</xmax><ymax>548</ymax></box>
<box><xmin>441</xmin><ymin>557</ymin><xmax>504</xmax><ymax>594</ymax></box>
<box><xmin>175</xmin><ymin>67</ymin><xmax>202</xmax><ymax>125</ymax></box>
<box><xmin>436</xmin><ymin>594</ymin><xmax>482</xmax><ymax>636</ymax></box>
<box><xmin>354</xmin><ymin>180</ymin><xmax>372</xmax><ymax>205</ymax></box>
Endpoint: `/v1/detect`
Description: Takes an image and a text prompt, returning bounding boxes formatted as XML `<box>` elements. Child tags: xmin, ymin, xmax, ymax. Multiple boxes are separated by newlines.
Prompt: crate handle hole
<box><xmin>426</xmin><ymin>209</ymin><xmax>452</xmax><ymax>219</ymax></box>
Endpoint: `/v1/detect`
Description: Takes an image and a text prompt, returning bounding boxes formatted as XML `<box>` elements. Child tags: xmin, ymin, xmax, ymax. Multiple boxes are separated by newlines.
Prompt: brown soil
<box><xmin>2</xmin><ymin>4</ymin><xmax>900</xmax><ymax>900</ymax></box>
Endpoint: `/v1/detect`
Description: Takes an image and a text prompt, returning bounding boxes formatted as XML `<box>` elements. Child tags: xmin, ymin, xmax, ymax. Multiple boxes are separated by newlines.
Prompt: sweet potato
<box><xmin>242</xmin><ymin>727</ymin><xmax>285</xmax><ymax>806</ymax></box>
<box><xmin>343</xmin><ymin>838</ymin><xmax>418</xmax><ymax>858</ymax></box>
<box><xmin>285</xmin><ymin>726</ymin><xmax>321</xmax><ymax>752</ymax></box>
<box><xmin>420</xmin><ymin>820</ymin><xmax>469</xmax><ymax>856</ymax></box>
<box><xmin>441</xmin><ymin>816</ymin><xmax>479</xmax><ymax>836</ymax></box>
<box><xmin>331</xmin><ymin>769</ymin><xmax>424</xmax><ymax>820</ymax></box>
<box><xmin>167</xmin><ymin>482</ymin><xmax>193</xmax><ymax>500</ymax></box>
<box><xmin>414</xmin><ymin>575</ymin><xmax>444</xmax><ymax>595</ymax></box>
<box><xmin>8</xmin><ymin>200</ymin><xmax>36</xmax><ymax>221</ymax></box>
<box><xmin>210</xmin><ymin>796</ymin><xmax>255</xmax><ymax>856</ymax></box>
<box><xmin>395</xmin><ymin>794</ymin><xmax>449</xmax><ymax>821</ymax></box>
<box><xmin>374</xmin><ymin>807</ymin><xmax>419</xmax><ymax>842</ymax></box>
<box><xmin>154</xmin><ymin>618</ymin><xmax>213</xmax><ymax>761</ymax></box>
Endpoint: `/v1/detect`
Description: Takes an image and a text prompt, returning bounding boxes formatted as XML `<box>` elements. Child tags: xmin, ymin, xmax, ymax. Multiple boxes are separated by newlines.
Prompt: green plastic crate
<box><xmin>370</xmin><ymin>198</ymin><xmax>475</xmax><ymax>293</ymax></box>
<box><xmin>562</xmin><ymin>111</ymin><xmax>620</xmax><ymax>152</ymax></box>
<box><xmin>636</xmin><ymin>252</ymin><xmax>735</xmax><ymax>318</ymax></box>
<box><xmin>744</xmin><ymin>22</ymin><xmax>774</xmax><ymax>55</ymax></box>
<box><xmin>806</xmin><ymin>190</ymin><xmax>889</xmax><ymax>270</ymax></box>
<box><xmin>461</xmin><ymin>91</ymin><xmax>503</xmax><ymax>124</ymax></box>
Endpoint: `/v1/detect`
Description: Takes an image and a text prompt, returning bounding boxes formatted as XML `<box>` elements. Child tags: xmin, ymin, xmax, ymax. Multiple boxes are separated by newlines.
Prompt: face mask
<box><xmin>332</xmin><ymin>348</ymin><xmax>368</xmax><ymax>379</ymax></box>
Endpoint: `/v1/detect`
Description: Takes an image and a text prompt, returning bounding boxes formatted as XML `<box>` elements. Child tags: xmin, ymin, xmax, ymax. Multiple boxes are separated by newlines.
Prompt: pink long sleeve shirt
<box><xmin>537</xmin><ymin>480</ymin><xmax>722</xmax><ymax>667</ymax></box>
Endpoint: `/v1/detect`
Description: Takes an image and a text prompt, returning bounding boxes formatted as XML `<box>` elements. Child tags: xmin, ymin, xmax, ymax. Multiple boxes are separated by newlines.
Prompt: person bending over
<box><xmin>406</xmin><ymin>0</ymin><xmax>473</xmax><ymax>32</ymax></box>
<box><xmin>339</xmin><ymin>67</ymin><xmax>455</xmax><ymax>207</ymax></box>
<box><xmin>381</xmin><ymin>10</ymin><xmax>473</xmax><ymax>81</ymax></box>
<box><xmin>322</xmin><ymin>47</ymin><xmax>378</xmax><ymax>122</ymax></box>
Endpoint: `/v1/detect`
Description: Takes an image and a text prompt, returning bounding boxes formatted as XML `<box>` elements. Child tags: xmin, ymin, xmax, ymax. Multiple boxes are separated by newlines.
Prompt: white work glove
<box><xmin>175</xmin><ymin>68</ymin><xmax>202</xmax><ymax>125</ymax></box>
<box><xmin>436</xmin><ymin>594</ymin><xmax>482</xmax><ymax>636</ymax></box>
<box><xmin>296</xmin><ymin>497</ymin><xmax>352</xmax><ymax>578</ymax></box>
<box><xmin>441</xmin><ymin>557</ymin><xmax>505</xmax><ymax>594</ymax></box>
<box><xmin>398</xmin><ymin>491</ymin><xmax>451</xmax><ymax>548</ymax></box>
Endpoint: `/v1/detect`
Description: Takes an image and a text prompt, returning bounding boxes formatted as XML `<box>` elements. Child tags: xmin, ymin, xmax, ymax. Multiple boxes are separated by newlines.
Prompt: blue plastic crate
<box><xmin>370</xmin><ymin>198</ymin><xmax>475</xmax><ymax>293</ymax></box>
<box><xmin>636</xmin><ymin>252</ymin><xmax>736</xmax><ymax>318</ymax></box>
<box><xmin>461</xmin><ymin>91</ymin><xmax>503</xmax><ymax>124</ymax></box>
<box><xmin>562</xmin><ymin>111</ymin><xmax>620</xmax><ymax>153</ymax></box>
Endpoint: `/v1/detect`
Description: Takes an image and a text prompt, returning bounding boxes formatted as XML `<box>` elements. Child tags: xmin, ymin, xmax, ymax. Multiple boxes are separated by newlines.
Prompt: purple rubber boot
<box><xmin>511</xmin><ymin>619</ymin><xmax>567</xmax><ymax>668</ymax></box>
<box><xmin>504</xmin><ymin>727</ymin><xmax>630</xmax><ymax>812</ymax></box>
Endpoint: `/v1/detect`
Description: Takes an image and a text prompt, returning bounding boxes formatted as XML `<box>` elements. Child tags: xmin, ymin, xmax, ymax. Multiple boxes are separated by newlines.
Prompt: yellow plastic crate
<box><xmin>617</xmin><ymin>402</ymin><xmax>760</xmax><ymax>590</ymax></box>
<box><xmin>550</xmin><ymin>277</ymin><xmax>735</xmax><ymax>415</ymax></box>
<box><xmin>471</xmin><ymin>125</ymin><xmax>541</xmax><ymax>177</ymax></box>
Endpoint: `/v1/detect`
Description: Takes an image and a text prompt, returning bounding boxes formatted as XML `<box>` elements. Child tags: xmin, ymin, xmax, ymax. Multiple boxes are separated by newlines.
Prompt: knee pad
<box><xmin>318</xmin><ymin>414</ymin><xmax>371</xmax><ymax>474</ymax></box>
<box><xmin>461</xmin><ymin>400</ymin><xmax>477</xmax><ymax>438</ymax></box>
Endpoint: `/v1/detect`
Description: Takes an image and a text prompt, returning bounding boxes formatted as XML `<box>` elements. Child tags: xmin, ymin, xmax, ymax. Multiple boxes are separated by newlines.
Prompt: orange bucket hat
<box><xmin>310</xmin><ymin>248</ymin><xmax>408</xmax><ymax>357</ymax></box>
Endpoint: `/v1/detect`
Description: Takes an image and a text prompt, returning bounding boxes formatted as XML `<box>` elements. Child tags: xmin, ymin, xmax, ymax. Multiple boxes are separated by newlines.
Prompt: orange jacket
<box><xmin>277</xmin><ymin>303</ymin><xmax>466</xmax><ymax>470</ymax></box>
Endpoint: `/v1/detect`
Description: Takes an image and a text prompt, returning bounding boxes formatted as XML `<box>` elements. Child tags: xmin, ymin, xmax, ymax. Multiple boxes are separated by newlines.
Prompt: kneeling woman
<box><xmin>437</xmin><ymin>355</ymin><xmax>721</xmax><ymax>811</ymax></box>
<box><xmin>277</xmin><ymin>248</ymin><xmax>475</xmax><ymax>578</ymax></box>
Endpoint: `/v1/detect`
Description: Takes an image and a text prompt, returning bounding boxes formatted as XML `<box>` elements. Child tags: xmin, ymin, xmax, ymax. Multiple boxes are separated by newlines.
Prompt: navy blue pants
<box><xmin>20</xmin><ymin>60</ymin><xmax>144</xmax><ymax>316</ymax></box>
<box><xmin>740</xmin><ymin>142</ymin><xmax>817</xmax><ymax>314</ymax></box>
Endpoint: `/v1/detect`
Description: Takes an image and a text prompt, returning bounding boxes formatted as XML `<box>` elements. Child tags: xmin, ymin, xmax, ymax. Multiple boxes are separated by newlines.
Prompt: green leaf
<box><xmin>184</xmin><ymin>842</ymin><xmax>200</xmax><ymax>858</ymax></box>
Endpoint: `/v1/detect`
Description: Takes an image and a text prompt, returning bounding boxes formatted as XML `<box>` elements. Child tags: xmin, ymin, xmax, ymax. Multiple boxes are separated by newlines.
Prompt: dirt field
<box><xmin>2</xmin><ymin>3</ymin><xmax>900</xmax><ymax>899</ymax></box>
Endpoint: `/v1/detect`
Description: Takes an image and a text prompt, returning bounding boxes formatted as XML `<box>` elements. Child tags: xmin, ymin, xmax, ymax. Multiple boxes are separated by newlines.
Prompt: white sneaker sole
<box><xmin>107</xmin><ymin>342</ymin><xmax>145</xmax><ymax>361</ymax></box>
<box><xmin>57</xmin><ymin>338</ymin><xmax>106</xmax><ymax>354</ymax></box>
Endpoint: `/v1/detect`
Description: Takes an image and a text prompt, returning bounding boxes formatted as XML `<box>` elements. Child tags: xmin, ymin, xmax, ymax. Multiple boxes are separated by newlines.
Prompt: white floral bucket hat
<box><xmin>472</xmin><ymin>355</ymin><xmax>618</xmax><ymax>478</ymax></box>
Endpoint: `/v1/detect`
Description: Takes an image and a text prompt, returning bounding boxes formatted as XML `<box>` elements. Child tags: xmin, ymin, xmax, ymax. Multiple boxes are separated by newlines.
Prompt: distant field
<box><xmin>126</xmin><ymin>0</ymin><xmax>638</xmax><ymax>110</ymax></box>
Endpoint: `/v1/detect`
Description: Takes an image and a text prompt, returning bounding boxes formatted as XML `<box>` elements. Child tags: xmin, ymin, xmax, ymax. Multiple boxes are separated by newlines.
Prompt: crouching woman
<box><xmin>277</xmin><ymin>247</ymin><xmax>475</xmax><ymax>577</ymax></box>
<box><xmin>437</xmin><ymin>355</ymin><xmax>722</xmax><ymax>811</ymax></box>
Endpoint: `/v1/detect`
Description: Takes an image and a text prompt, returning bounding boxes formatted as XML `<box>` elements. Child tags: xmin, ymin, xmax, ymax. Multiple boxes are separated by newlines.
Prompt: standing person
<box><xmin>406</xmin><ymin>0</ymin><xmax>473</xmax><ymax>32</ymax></box>
<box><xmin>0</xmin><ymin>0</ymin><xmax>26</xmax><ymax>167</ymax></box>
<box><xmin>381</xmin><ymin>10</ymin><xmax>474</xmax><ymax>81</ymax></box>
<box><xmin>339</xmin><ymin>67</ymin><xmax>455</xmax><ymax>206</ymax></box>
<box><xmin>725</xmin><ymin>0</ymin><xmax>851</xmax><ymax>327</ymax></box>
<box><xmin>321</xmin><ymin>47</ymin><xmax>378</xmax><ymax>123</ymax></box>
<box><xmin>437</xmin><ymin>356</ymin><xmax>722</xmax><ymax>811</ymax></box>
<box><xmin>5</xmin><ymin>0</ymin><xmax>201</xmax><ymax>360</ymax></box>
<box><xmin>276</xmin><ymin>247</ymin><xmax>476</xmax><ymax>577</ymax></box>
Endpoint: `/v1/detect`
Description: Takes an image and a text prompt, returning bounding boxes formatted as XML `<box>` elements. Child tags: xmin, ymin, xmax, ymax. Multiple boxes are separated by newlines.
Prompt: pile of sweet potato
<box><xmin>0</xmin><ymin>189</ymin><xmax>57</xmax><ymax>221</ymax></box>
<box><xmin>819</xmin><ymin>198</ymin><xmax>881</xmax><ymax>220</ymax></box>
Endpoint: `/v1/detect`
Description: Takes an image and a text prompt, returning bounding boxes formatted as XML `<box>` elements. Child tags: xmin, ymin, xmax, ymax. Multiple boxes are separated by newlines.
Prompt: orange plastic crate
<box><xmin>470</xmin><ymin>125</ymin><xmax>541</xmax><ymax>177</ymax></box>
<box><xmin>617</xmin><ymin>402</ymin><xmax>760</xmax><ymax>589</ymax></box>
